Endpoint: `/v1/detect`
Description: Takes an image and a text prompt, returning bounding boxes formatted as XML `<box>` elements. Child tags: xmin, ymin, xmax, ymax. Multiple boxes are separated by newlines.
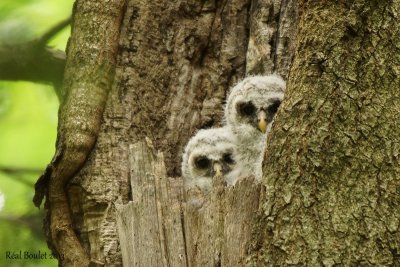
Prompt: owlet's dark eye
<box><xmin>237</xmin><ymin>102</ymin><xmax>256</xmax><ymax>117</ymax></box>
<box><xmin>223</xmin><ymin>153</ymin><xmax>234</xmax><ymax>164</ymax></box>
<box><xmin>267</xmin><ymin>99</ymin><xmax>282</xmax><ymax>116</ymax></box>
<box><xmin>194</xmin><ymin>156</ymin><xmax>210</xmax><ymax>169</ymax></box>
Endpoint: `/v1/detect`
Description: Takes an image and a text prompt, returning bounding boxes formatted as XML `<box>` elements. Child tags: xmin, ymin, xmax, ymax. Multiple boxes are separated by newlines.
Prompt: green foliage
<box><xmin>0</xmin><ymin>0</ymin><xmax>73</xmax><ymax>266</ymax></box>
<box><xmin>0</xmin><ymin>85</ymin><xmax>59</xmax><ymax>267</ymax></box>
<box><xmin>0</xmin><ymin>0</ymin><xmax>73</xmax><ymax>48</ymax></box>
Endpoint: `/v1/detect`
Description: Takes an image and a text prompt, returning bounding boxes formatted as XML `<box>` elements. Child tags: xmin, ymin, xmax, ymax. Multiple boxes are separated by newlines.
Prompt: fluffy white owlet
<box><xmin>181</xmin><ymin>127</ymin><xmax>242</xmax><ymax>193</ymax></box>
<box><xmin>224</xmin><ymin>74</ymin><xmax>285</xmax><ymax>181</ymax></box>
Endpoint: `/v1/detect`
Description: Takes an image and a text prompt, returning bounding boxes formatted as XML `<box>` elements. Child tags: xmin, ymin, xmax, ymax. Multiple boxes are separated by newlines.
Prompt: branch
<box><xmin>0</xmin><ymin>18</ymin><xmax>71</xmax><ymax>92</ymax></box>
<box><xmin>0</xmin><ymin>213</ymin><xmax>44</xmax><ymax>239</ymax></box>
<box><xmin>0</xmin><ymin>166</ymin><xmax>43</xmax><ymax>174</ymax></box>
<box><xmin>0</xmin><ymin>166</ymin><xmax>42</xmax><ymax>187</ymax></box>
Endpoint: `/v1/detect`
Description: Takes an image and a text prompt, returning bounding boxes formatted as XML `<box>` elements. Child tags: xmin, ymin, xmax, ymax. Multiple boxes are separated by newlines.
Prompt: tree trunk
<box><xmin>69</xmin><ymin>0</ymin><xmax>256</xmax><ymax>265</ymax></box>
<box><xmin>246</xmin><ymin>0</ymin><xmax>298</xmax><ymax>78</ymax></box>
<box><xmin>45</xmin><ymin>0</ymin><xmax>299</xmax><ymax>265</ymax></box>
<box><xmin>259</xmin><ymin>1</ymin><xmax>400</xmax><ymax>266</ymax></box>
<box><xmin>41</xmin><ymin>0</ymin><xmax>400</xmax><ymax>266</ymax></box>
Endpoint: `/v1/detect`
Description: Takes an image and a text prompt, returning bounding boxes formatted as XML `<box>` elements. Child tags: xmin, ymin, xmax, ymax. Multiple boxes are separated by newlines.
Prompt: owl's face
<box><xmin>182</xmin><ymin>128</ymin><xmax>239</xmax><ymax>192</ymax></box>
<box><xmin>225</xmin><ymin>75</ymin><xmax>285</xmax><ymax>140</ymax></box>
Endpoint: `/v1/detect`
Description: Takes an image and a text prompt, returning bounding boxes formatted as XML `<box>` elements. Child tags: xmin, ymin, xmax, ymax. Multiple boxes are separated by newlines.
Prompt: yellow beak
<box><xmin>213</xmin><ymin>162</ymin><xmax>223</xmax><ymax>177</ymax></box>
<box><xmin>258</xmin><ymin>110</ymin><xmax>267</xmax><ymax>133</ymax></box>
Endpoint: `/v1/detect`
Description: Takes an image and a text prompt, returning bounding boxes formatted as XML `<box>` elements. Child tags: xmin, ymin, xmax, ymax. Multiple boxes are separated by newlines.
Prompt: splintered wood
<box><xmin>117</xmin><ymin>140</ymin><xmax>263</xmax><ymax>267</ymax></box>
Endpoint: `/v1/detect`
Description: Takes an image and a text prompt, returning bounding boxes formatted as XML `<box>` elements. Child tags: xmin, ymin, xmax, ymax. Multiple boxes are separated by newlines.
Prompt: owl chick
<box><xmin>224</xmin><ymin>74</ymin><xmax>285</xmax><ymax>181</ymax></box>
<box><xmin>181</xmin><ymin>127</ymin><xmax>241</xmax><ymax>193</ymax></box>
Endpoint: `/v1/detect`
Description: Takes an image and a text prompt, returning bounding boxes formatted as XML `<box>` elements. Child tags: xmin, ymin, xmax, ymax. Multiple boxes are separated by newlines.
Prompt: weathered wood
<box><xmin>117</xmin><ymin>140</ymin><xmax>186</xmax><ymax>267</ymax></box>
<box><xmin>247</xmin><ymin>0</ymin><xmax>281</xmax><ymax>75</ymax></box>
<box><xmin>185</xmin><ymin>176</ymin><xmax>263</xmax><ymax>267</ymax></box>
<box><xmin>118</xmin><ymin>140</ymin><xmax>264</xmax><ymax>267</ymax></box>
<box><xmin>274</xmin><ymin>0</ymin><xmax>298</xmax><ymax>79</ymax></box>
<box><xmin>221</xmin><ymin>179</ymin><xmax>264</xmax><ymax>266</ymax></box>
<box><xmin>246</xmin><ymin>0</ymin><xmax>298</xmax><ymax>79</ymax></box>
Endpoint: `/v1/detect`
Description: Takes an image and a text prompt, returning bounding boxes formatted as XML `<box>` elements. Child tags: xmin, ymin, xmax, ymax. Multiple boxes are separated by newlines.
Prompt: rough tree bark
<box><xmin>70</xmin><ymin>0</ymin><xmax>253</xmax><ymax>265</ymax></box>
<box><xmin>40</xmin><ymin>0</ymin><xmax>299</xmax><ymax>266</ymax></box>
<box><xmin>246</xmin><ymin>0</ymin><xmax>298</xmax><ymax>78</ymax></box>
<box><xmin>37</xmin><ymin>0</ymin><xmax>400</xmax><ymax>266</ymax></box>
<box><xmin>259</xmin><ymin>1</ymin><xmax>400</xmax><ymax>266</ymax></box>
<box><xmin>33</xmin><ymin>0</ymin><xmax>125</xmax><ymax>266</ymax></box>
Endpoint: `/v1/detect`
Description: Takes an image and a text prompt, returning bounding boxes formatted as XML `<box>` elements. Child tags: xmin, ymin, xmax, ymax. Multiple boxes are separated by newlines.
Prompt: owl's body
<box><xmin>181</xmin><ymin>127</ymin><xmax>242</xmax><ymax>193</ymax></box>
<box><xmin>224</xmin><ymin>74</ymin><xmax>285</xmax><ymax>181</ymax></box>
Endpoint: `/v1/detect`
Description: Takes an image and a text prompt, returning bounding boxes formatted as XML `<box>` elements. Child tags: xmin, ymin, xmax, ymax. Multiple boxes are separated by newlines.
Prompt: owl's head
<box><xmin>182</xmin><ymin>127</ymin><xmax>239</xmax><ymax>193</ymax></box>
<box><xmin>224</xmin><ymin>74</ymin><xmax>285</xmax><ymax>140</ymax></box>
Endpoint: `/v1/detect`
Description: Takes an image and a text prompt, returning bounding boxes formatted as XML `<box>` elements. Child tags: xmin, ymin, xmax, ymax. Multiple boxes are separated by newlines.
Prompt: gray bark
<box><xmin>246</xmin><ymin>0</ymin><xmax>298</xmax><ymax>78</ymax></box>
<box><xmin>259</xmin><ymin>1</ymin><xmax>400</xmax><ymax>266</ymax></box>
<box><xmin>117</xmin><ymin>140</ymin><xmax>186</xmax><ymax>267</ymax></box>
